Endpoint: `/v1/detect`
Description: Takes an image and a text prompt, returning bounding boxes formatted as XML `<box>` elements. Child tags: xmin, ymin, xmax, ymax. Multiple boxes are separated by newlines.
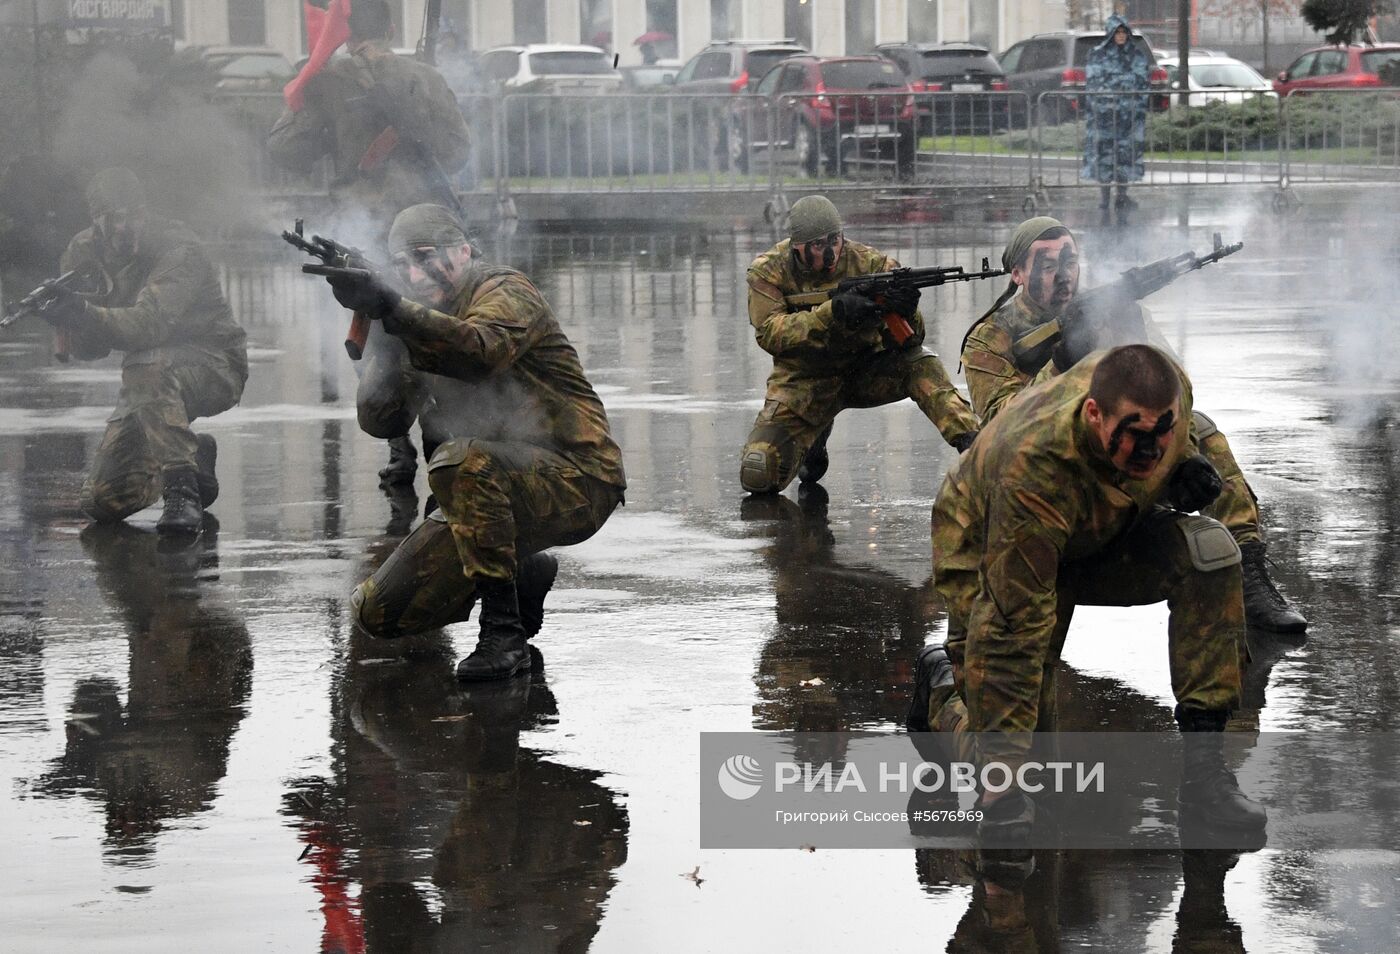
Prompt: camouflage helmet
<box><xmin>85</xmin><ymin>167</ymin><xmax>147</xmax><ymax>218</ymax></box>
<box><xmin>788</xmin><ymin>195</ymin><xmax>842</xmax><ymax>244</ymax></box>
<box><xmin>388</xmin><ymin>203</ymin><xmax>467</xmax><ymax>255</ymax></box>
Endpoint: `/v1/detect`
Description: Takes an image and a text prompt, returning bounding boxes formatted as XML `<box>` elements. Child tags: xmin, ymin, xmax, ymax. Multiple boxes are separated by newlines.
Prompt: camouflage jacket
<box><xmin>747</xmin><ymin>239</ymin><xmax>927</xmax><ymax>383</ymax></box>
<box><xmin>60</xmin><ymin>217</ymin><xmax>248</xmax><ymax>375</ymax></box>
<box><xmin>962</xmin><ymin>292</ymin><xmax>1171</xmax><ymax>424</ymax></box>
<box><xmin>933</xmin><ymin>350</ymin><xmax>1197</xmax><ymax>736</ymax></box>
<box><xmin>384</xmin><ymin>263</ymin><xmax>627</xmax><ymax>489</ymax></box>
<box><xmin>267</xmin><ymin>40</ymin><xmax>471</xmax><ymax>217</ymax></box>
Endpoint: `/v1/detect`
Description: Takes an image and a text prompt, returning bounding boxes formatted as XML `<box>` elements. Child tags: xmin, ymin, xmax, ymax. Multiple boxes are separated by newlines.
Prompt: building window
<box><xmin>581</xmin><ymin>0</ymin><xmax>613</xmax><ymax>50</ymax></box>
<box><xmin>908</xmin><ymin>0</ymin><xmax>939</xmax><ymax>42</ymax></box>
<box><xmin>845</xmin><ymin>0</ymin><xmax>875</xmax><ymax>54</ymax></box>
<box><xmin>968</xmin><ymin>0</ymin><xmax>999</xmax><ymax>52</ymax></box>
<box><xmin>514</xmin><ymin>0</ymin><xmax>547</xmax><ymax>44</ymax></box>
<box><xmin>227</xmin><ymin>0</ymin><xmax>266</xmax><ymax>46</ymax></box>
<box><xmin>785</xmin><ymin>0</ymin><xmax>812</xmax><ymax>50</ymax></box>
<box><xmin>644</xmin><ymin>0</ymin><xmax>678</xmax><ymax>60</ymax></box>
<box><xmin>711</xmin><ymin>0</ymin><xmax>738</xmax><ymax>42</ymax></box>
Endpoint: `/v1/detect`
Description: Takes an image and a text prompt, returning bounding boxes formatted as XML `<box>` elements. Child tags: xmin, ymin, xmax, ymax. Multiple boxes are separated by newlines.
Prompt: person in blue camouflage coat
<box><xmin>1081</xmin><ymin>14</ymin><xmax>1150</xmax><ymax>210</ymax></box>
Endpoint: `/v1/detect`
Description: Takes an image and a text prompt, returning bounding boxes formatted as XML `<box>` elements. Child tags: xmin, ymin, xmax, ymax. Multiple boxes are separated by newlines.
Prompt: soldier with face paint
<box><xmin>40</xmin><ymin>168</ymin><xmax>248</xmax><ymax>534</ymax></box>
<box><xmin>739</xmin><ymin>195</ymin><xmax>979</xmax><ymax>496</ymax></box>
<box><xmin>911</xmin><ymin>344</ymin><xmax>1266</xmax><ymax>835</ymax></box>
<box><xmin>311</xmin><ymin>203</ymin><xmax>626</xmax><ymax>682</ymax></box>
<box><xmin>959</xmin><ymin>217</ymin><xmax>1306</xmax><ymax>633</ymax></box>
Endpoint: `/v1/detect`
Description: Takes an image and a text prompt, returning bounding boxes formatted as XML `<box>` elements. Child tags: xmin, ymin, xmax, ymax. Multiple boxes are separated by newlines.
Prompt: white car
<box><xmin>478</xmin><ymin>44</ymin><xmax>622</xmax><ymax>94</ymax></box>
<box><xmin>1157</xmin><ymin>54</ymin><xmax>1275</xmax><ymax>106</ymax></box>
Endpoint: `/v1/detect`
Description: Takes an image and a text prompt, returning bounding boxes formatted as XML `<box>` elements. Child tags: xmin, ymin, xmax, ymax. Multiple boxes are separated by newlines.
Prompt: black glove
<box><xmin>37</xmin><ymin>286</ymin><xmax>89</xmax><ymax>328</ymax></box>
<box><xmin>831</xmin><ymin>289</ymin><xmax>880</xmax><ymax>329</ymax></box>
<box><xmin>306</xmin><ymin>264</ymin><xmax>401</xmax><ymax>319</ymax></box>
<box><xmin>1166</xmin><ymin>453</ymin><xmax>1223</xmax><ymax>513</ymax></box>
<box><xmin>883</xmin><ymin>284</ymin><xmax>920</xmax><ymax>319</ymax></box>
<box><xmin>951</xmin><ymin>430</ymin><xmax>978</xmax><ymax>454</ymax></box>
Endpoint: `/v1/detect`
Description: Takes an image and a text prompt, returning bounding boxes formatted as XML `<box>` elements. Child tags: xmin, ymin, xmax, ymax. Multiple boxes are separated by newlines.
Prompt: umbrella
<box><xmin>633</xmin><ymin>31</ymin><xmax>673</xmax><ymax>45</ymax></box>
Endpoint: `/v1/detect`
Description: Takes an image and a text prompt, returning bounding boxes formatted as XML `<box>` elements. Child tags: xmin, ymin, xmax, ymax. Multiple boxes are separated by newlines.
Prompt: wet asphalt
<box><xmin>2</xmin><ymin>184</ymin><xmax>1399</xmax><ymax>951</ymax></box>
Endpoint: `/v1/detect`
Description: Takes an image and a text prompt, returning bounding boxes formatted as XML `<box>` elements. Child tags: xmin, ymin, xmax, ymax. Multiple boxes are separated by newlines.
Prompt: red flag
<box><xmin>284</xmin><ymin>0</ymin><xmax>352</xmax><ymax>112</ymax></box>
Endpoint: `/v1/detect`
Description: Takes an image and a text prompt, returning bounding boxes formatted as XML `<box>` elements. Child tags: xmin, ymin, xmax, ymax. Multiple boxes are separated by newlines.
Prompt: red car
<box><xmin>727</xmin><ymin>55</ymin><xmax>916</xmax><ymax>178</ymax></box>
<box><xmin>1273</xmin><ymin>44</ymin><xmax>1400</xmax><ymax>95</ymax></box>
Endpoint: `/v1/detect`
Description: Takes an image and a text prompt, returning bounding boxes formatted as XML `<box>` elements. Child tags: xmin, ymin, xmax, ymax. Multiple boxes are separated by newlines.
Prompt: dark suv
<box><xmin>670</xmin><ymin>39</ymin><xmax>807</xmax><ymax>94</ymax></box>
<box><xmin>997</xmin><ymin>31</ymin><xmax>1169</xmax><ymax>123</ymax></box>
<box><xmin>875</xmin><ymin>41</ymin><xmax>1009</xmax><ymax>133</ymax></box>
<box><xmin>728</xmin><ymin>55</ymin><xmax>915</xmax><ymax>178</ymax></box>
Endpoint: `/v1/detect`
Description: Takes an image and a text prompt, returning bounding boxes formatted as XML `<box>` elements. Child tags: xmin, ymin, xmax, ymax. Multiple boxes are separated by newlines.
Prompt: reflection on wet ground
<box><xmin>2</xmin><ymin>186</ymin><xmax>1399</xmax><ymax>950</ymax></box>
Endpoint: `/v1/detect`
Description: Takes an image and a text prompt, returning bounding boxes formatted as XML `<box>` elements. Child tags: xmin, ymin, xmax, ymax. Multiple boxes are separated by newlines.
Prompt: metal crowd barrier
<box><xmin>1032</xmin><ymin>88</ymin><xmax>1283</xmax><ymax>193</ymax></box>
<box><xmin>1281</xmin><ymin>87</ymin><xmax>1400</xmax><ymax>186</ymax></box>
<box><xmin>223</xmin><ymin>85</ymin><xmax>1400</xmax><ymax>213</ymax></box>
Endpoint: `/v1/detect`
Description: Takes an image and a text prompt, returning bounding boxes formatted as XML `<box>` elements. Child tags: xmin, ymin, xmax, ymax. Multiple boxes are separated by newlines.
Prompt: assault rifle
<box><xmin>282</xmin><ymin>220</ymin><xmax>382</xmax><ymax>359</ymax></box>
<box><xmin>1</xmin><ymin>265</ymin><xmax>97</xmax><ymax>363</ymax></box>
<box><xmin>1012</xmin><ymin>233</ymin><xmax>1244</xmax><ymax>371</ymax></box>
<box><xmin>786</xmin><ymin>258</ymin><xmax>1008</xmax><ymax>346</ymax></box>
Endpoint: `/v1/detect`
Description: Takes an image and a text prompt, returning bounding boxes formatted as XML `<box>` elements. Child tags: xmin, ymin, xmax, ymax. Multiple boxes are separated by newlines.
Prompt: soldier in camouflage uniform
<box><xmin>268</xmin><ymin>0</ymin><xmax>472</xmax><ymax>488</ymax></box>
<box><xmin>312</xmin><ymin>204</ymin><xmax>626</xmax><ymax>681</ymax></box>
<box><xmin>909</xmin><ymin>344</ymin><xmax>1266</xmax><ymax>834</ymax></box>
<box><xmin>739</xmin><ymin>195</ymin><xmax>978</xmax><ymax>495</ymax></box>
<box><xmin>960</xmin><ymin>216</ymin><xmax>1305</xmax><ymax>632</ymax></box>
<box><xmin>43</xmin><ymin>168</ymin><xmax>247</xmax><ymax>534</ymax></box>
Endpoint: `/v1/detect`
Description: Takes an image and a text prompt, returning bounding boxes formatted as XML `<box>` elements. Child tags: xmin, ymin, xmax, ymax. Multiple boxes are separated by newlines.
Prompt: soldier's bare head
<box><xmin>388</xmin><ymin>204</ymin><xmax>473</xmax><ymax>307</ymax></box>
<box><xmin>788</xmin><ymin>195</ymin><xmax>845</xmax><ymax>275</ymax></box>
<box><xmin>1011</xmin><ymin>225</ymin><xmax>1078</xmax><ymax>313</ymax></box>
<box><xmin>1084</xmin><ymin>345</ymin><xmax>1181</xmax><ymax>479</ymax></box>
<box><xmin>348</xmin><ymin>0</ymin><xmax>393</xmax><ymax>43</ymax></box>
<box><xmin>86</xmin><ymin>167</ymin><xmax>147</xmax><ymax>262</ymax></box>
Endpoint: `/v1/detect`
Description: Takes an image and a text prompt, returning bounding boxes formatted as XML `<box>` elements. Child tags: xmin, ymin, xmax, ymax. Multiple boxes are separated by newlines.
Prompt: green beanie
<box><xmin>1002</xmin><ymin>215</ymin><xmax>1068</xmax><ymax>270</ymax></box>
<box><xmin>788</xmin><ymin>195</ymin><xmax>843</xmax><ymax>244</ymax></box>
<box><xmin>86</xmin><ymin>167</ymin><xmax>147</xmax><ymax>217</ymax></box>
<box><xmin>388</xmin><ymin>203</ymin><xmax>467</xmax><ymax>255</ymax></box>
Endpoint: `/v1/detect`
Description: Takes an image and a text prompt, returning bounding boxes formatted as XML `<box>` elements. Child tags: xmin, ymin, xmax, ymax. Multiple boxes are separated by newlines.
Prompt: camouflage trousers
<box><xmin>740</xmin><ymin>349</ymin><xmax>978</xmax><ymax>493</ymax></box>
<box><xmin>82</xmin><ymin>348</ymin><xmax>245</xmax><ymax>523</ymax></box>
<box><xmin>930</xmin><ymin>508</ymin><xmax>1247</xmax><ymax>765</ymax></box>
<box><xmin>352</xmin><ymin>439</ymin><xmax>621</xmax><ymax>638</ymax></box>
<box><xmin>1198</xmin><ymin>426</ymin><xmax>1261</xmax><ymax>547</ymax></box>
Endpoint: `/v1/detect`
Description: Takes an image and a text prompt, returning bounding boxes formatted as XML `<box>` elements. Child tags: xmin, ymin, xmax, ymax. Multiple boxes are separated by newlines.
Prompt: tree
<box><xmin>1301</xmin><ymin>0</ymin><xmax>1393</xmax><ymax>44</ymax></box>
<box><xmin>1199</xmin><ymin>0</ymin><xmax>1302</xmax><ymax>73</ymax></box>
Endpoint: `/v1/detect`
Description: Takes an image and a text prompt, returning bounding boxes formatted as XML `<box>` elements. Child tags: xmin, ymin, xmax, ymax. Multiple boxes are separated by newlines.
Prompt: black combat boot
<box><xmin>378</xmin><ymin>436</ymin><xmax>418</xmax><ymax>488</ymax></box>
<box><xmin>906</xmin><ymin>643</ymin><xmax>955</xmax><ymax>734</ymax></box>
<box><xmin>157</xmin><ymin>466</ymin><xmax>204</xmax><ymax>535</ymax></box>
<box><xmin>798</xmin><ymin>423</ymin><xmax>833</xmax><ymax>485</ymax></box>
<box><xmin>1099</xmin><ymin>186</ymin><xmax>1112</xmax><ymax>209</ymax></box>
<box><xmin>457</xmin><ymin>578</ymin><xmax>531</xmax><ymax>681</ymax></box>
<box><xmin>1240</xmin><ymin>542</ymin><xmax>1307</xmax><ymax>632</ymax></box>
<box><xmin>516</xmin><ymin>552</ymin><xmax>559</xmax><ymax>639</ymax></box>
<box><xmin>1175</xmin><ymin>705</ymin><xmax>1268</xmax><ymax>831</ymax></box>
<box><xmin>195</xmin><ymin>434</ymin><xmax>219</xmax><ymax>507</ymax></box>
<box><xmin>1116</xmin><ymin>186</ymin><xmax>1137</xmax><ymax>210</ymax></box>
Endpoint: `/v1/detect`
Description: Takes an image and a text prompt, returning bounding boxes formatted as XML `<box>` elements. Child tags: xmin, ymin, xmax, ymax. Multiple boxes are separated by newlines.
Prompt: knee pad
<box><xmin>1192</xmin><ymin>410</ymin><xmax>1219</xmax><ymax>441</ymax></box>
<box><xmin>1175</xmin><ymin>514</ymin><xmax>1240</xmax><ymax>572</ymax></box>
<box><xmin>740</xmin><ymin>445</ymin><xmax>780</xmax><ymax>494</ymax></box>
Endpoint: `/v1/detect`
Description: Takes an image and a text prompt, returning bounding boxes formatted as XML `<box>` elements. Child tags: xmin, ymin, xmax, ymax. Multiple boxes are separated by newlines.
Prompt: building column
<box><xmin>547</xmin><ymin>0</ymin><xmax>582</xmax><ymax>43</ymax></box>
<box><xmin>813</xmin><ymin>0</ymin><xmax>843</xmax><ymax>56</ymax></box>
<box><xmin>614</xmin><ymin>0</ymin><xmax>648</xmax><ymax>65</ymax></box>
<box><xmin>878</xmin><ymin>0</ymin><xmax>908</xmax><ymax>44</ymax></box>
<box><xmin>744</xmin><ymin>0</ymin><xmax>785</xmax><ymax>39</ymax></box>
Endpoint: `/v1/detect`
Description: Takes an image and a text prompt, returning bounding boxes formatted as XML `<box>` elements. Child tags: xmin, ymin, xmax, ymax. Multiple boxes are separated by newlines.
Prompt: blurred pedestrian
<box><xmin>1082</xmin><ymin>14</ymin><xmax>1150</xmax><ymax>210</ymax></box>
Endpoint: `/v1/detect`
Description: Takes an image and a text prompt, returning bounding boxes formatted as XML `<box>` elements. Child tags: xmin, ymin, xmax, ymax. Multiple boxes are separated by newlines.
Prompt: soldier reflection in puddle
<box><xmin>31</xmin><ymin>523</ymin><xmax>251</xmax><ymax>865</ymax></box>
<box><xmin>909</xmin><ymin>629</ymin><xmax>1297</xmax><ymax>951</ymax></box>
<box><xmin>742</xmin><ymin>484</ymin><xmax>941</xmax><ymax>767</ymax></box>
<box><xmin>282</xmin><ymin>624</ymin><xmax>628</xmax><ymax>951</ymax></box>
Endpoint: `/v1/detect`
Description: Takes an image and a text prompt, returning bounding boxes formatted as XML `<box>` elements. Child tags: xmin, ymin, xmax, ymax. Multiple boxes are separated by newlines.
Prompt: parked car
<box><xmin>874</xmin><ymin>41</ymin><xmax>1009</xmax><ymax>133</ymax></box>
<box><xmin>1157</xmin><ymin>54</ymin><xmax>1274</xmax><ymax>106</ymax></box>
<box><xmin>621</xmin><ymin>60</ymin><xmax>683</xmax><ymax>90</ymax></box>
<box><xmin>997</xmin><ymin>31</ymin><xmax>1170</xmax><ymax>123</ymax></box>
<box><xmin>670</xmin><ymin>39</ymin><xmax>807</xmax><ymax>94</ymax></box>
<box><xmin>168</xmin><ymin>45</ymin><xmax>295</xmax><ymax>96</ymax></box>
<box><xmin>728</xmin><ymin>55</ymin><xmax>916</xmax><ymax>178</ymax></box>
<box><xmin>1273</xmin><ymin>44</ymin><xmax>1400</xmax><ymax>95</ymax></box>
<box><xmin>478</xmin><ymin>44</ymin><xmax>622</xmax><ymax>94</ymax></box>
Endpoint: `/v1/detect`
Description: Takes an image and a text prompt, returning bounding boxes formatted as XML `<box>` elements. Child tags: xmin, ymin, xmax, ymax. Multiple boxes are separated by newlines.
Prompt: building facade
<box><xmin>165</xmin><ymin>0</ymin><xmax>1067</xmax><ymax>64</ymax></box>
